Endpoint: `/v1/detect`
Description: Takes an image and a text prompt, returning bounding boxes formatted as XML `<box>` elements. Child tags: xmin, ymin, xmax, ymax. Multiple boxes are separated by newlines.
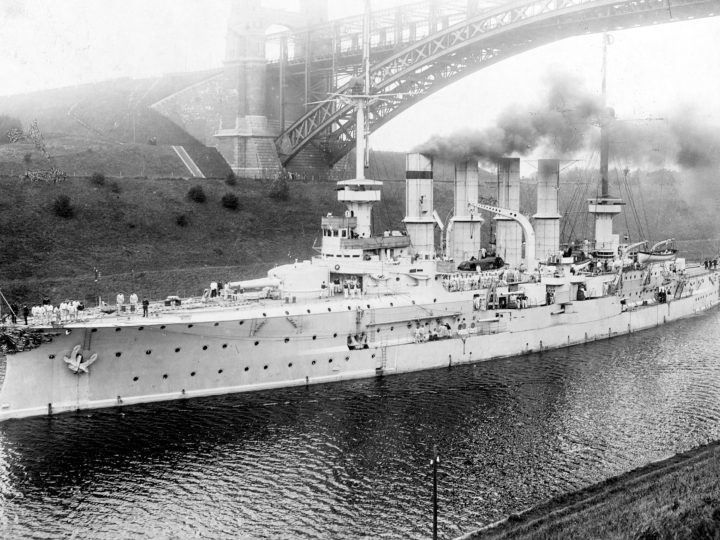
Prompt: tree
<box><xmin>53</xmin><ymin>195</ymin><xmax>74</xmax><ymax>218</ymax></box>
<box><xmin>221</xmin><ymin>192</ymin><xmax>240</xmax><ymax>210</ymax></box>
<box><xmin>269</xmin><ymin>169</ymin><xmax>290</xmax><ymax>201</ymax></box>
<box><xmin>187</xmin><ymin>185</ymin><xmax>206</xmax><ymax>203</ymax></box>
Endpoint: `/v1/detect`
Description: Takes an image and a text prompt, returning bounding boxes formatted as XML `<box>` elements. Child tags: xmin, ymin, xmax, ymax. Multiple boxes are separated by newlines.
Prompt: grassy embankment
<box><xmin>462</xmin><ymin>442</ymin><xmax>720</xmax><ymax>540</ymax></box>
<box><xmin>0</xmin><ymin>172</ymin><xmax>425</xmax><ymax>306</ymax></box>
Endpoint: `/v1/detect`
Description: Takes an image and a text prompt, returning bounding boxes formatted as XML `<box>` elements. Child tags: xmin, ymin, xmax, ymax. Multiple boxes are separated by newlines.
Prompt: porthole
<box><xmin>328</xmin><ymin>358</ymin><xmax>333</xmax><ymax>363</ymax></box>
<box><xmin>327</xmin><ymin>307</ymin><xmax>332</xmax><ymax>312</ymax></box>
<box><xmin>288</xmin><ymin>362</ymin><xmax>293</xmax><ymax>367</ymax></box>
<box><xmin>163</xmin><ymin>374</ymin><xmax>168</xmax><ymax>379</ymax></box>
<box><xmin>214</xmin><ymin>322</ymin><xmax>219</xmax><ymax>327</ymax></box>
<box><xmin>49</xmin><ymin>354</ymin><xmax>55</xmax><ymax>359</ymax></box>
<box><xmin>146</xmin><ymin>350</ymin><xmax>152</xmax><ymax>355</ymax></box>
<box><xmin>412</xmin><ymin>300</ymin><xmax>416</xmax><ymax>305</ymax></box>
<box><xmin>312</xmin><ymin>360</ymin><xmax>316</xmax><ymax>365</ymax></box>
<box><xmin>433</xmin><ymin>298</ymin><xmax>437</xmax><ymax>303</ymax></box>
<box><xmin>115</xmin><ymin>328</ymin><xmax>121</xmax><ymax>332</ymax></box>
<box><xmin>202</xmin><ymin>345</ymin><xmax>208</xmax><ymax>350</ymax></box>
<box><xmin>371</xmin><ymin>354</ymin><xmax>376</xmax><ymax>359</ymax></box>
<box><xmin>333</xmin><ymin>333</ymin><xmax>337</xmax><ymax>338</ymax></box>
<box><xmin>254</xmin><ymin>341</ymin><xmax>259</xmax><ymax>346</ymax></box>
<box><xmin>390</xmin><ymin>302</ymin><xmax>394</xmax><ymax>307</ymax></box>
<box><xmin>390</xmin><ymin>326</ymin><xmax>394</xmax><ymax>331</ymax></box>
<box><xmin>376</xmin><ymin>328</ymin><xmax>380</xmax><ymax>333</ymax></box>
<box><xmin>160</xmin><ymin>325</ymin><xmax>166</xmax><ymax>330</ymax></box>
<box><xmin>133</xmin><ymin>376</ymin><xmax>139</xmax><ymax>382</ymax></box>
<box><xmin>285</xmin><ymin>311</ymin><xmax>289</xmax><ymax>315</ymax></box>
<box><xmin>115</xmin><ymin>352</ymin><xmax>122</xmax><ymax>357</ymax></box>
<box><xmin>218</xmin><ymin>369</ymin><xmax>223</xmax><ymax>374</ymax></box>
<box><xmin>91</xmin><ymin>328</ymin><xmax>98</xmax><ymax>333</ymax></box>
<box><xmin>138</xmin><ymin>326</ymin><xmax>144</xmax><ymax>331</ymax></box>
<box><xmin>396</xmin><ymin>277</ymin><xmax>400</xmax><ymax>281</ymax></box>
<box><xmin>284</xmin><ymin>337</ymin><xmax>290</xmax><ymax>343</ymax></box>
<box><xmin>191</xmin><ymin>371</ymin><xmax>196</xmax><ymax>377</ymax></box>
<box><xmin>175</xmin><ymin>347</ymin><xmax>181</xmax><ymax>353</ymax></box>
<box><xmin>264</xmin><ymin>365</ymin><xmax>268</xmax><ymax>370</ymax></box>
<box><xmin>239</xmin><ymin>320</ymin><xmax>244</xmax><ymax>325</ymax></box>
<box><xmin>307</xmin><ymin>309</ymin><xmax>311</xmax><ymax>313</ymax></box>
<box><xmin>366</xmin><ymin>304</ymin><xmax>370</xmax><ymax>308</ymax></box>
<box><xmin>222</xmin><ymin>344</ymin><xmax>228</xmax><ymax>349</ymax></box>
<box><xmin>262</xmin><ymin>313</ymin><xmax>266</xmax><ymax>317</ymax></box>
<box><xmin>312</xmin><ymin>335</ymin><xmax>317</xmax><ymax>340</ymax></box>
<box><xmin>188</xmin><ymin>324</ymin><xmax>193</xmax><ymax>328</ymax></box>
<box><xmin>345</xmin><ymin>356</ymin><xmax>349</xmax><ymax>361</ymax></box>
<box><xmin>244</xmin><ymin>367</ymin><xmax>249</xmax><ymax>372</ymax></box>
<box><xmin>347</xmin><ymin>306</ymin><xmax>351</xmax><ymax>311</ymax></box>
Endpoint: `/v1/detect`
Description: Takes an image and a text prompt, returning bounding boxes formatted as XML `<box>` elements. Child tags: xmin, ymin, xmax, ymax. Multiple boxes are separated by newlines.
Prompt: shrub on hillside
<box><xmin>90</xmin><ymin>172</ymin><xmax>106</xmax><ymax>186</ymax></box>
<box><xmin>187</xmin><ymin>185</ymin><xmax>206</xmax><ymax>203</ymax></box>
<box><xmin>0</xmin><ymin>115</ymin><xmax>23</xmax><ymax>144</ymax></box>
<box><xmin>53</xmin><ymin>195</ymin><xmax>74</xmax><ymax>219</ymax></box>
<box><xmin>225</xmin><ymin>172</ymin><xmax>237</xmax><ymax>186</ymax></box>
<box><xmin>176</xmin><ymin>214</ymin><xmax>189</xmax><ymax>227</ymax></box>
<box><xmin>221</xmin><ymin>193</ymin><xmax>240</xmax><ymax>210</ymax></box>
<box><xmin>268</xmin><ymin>170</ymin><xmax>290</xmax><ymax>201</ymax></box>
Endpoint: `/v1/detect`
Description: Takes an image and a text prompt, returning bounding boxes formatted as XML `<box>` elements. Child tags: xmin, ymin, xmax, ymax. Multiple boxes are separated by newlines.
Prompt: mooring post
<box><xmin>432</xmin><ymin>445</ymin><xmax>439</xmax><ymax>540</ymax></box>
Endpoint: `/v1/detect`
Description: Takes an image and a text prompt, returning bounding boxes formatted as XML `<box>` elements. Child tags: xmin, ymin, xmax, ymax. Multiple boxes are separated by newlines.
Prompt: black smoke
<box><xmin>414</xmin><ymin>68</ymin><xmax>720</xmax><ymax>175</ymax></box>
<box><xmin>413</xmin><ymin>69</ymin><xmax>604</xmax><ymax>162</ymax></box>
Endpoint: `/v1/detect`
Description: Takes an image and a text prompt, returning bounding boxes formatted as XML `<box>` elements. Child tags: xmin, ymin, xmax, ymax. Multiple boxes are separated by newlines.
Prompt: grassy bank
<box><xmin>0</xmin><ymin>174</ymin><xmax>451</xmax><ymax>306</ymax></box>
<box><xmin>461</xmin><ymin>441</ymin><xmax>720</xmax><ymax>539</ymax></box>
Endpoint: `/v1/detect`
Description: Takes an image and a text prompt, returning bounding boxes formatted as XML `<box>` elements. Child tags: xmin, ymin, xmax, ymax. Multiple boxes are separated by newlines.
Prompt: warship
<box><xmin>1</xmin><ymin>39</ymin><xmax>718</xmax><ymax>421</ymax></box>
<box><xmin>1</xmin><ymin>115</ymin><xmax>718</xmax><ymax>423</ymax></box>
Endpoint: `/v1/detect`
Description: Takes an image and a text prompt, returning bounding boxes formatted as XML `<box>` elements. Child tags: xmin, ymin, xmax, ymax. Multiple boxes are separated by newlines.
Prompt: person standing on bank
<box><xmin>142</xmin><ymin>298</ymin><xmax>149</xmax><ymax>317</ymax></box>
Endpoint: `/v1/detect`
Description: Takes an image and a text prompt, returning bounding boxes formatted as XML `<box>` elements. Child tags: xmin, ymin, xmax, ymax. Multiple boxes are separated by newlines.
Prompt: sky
<box><xmin>1</xmin><ymin>0</ymin><xmax>720</xmax><ymax>158</ymax></box>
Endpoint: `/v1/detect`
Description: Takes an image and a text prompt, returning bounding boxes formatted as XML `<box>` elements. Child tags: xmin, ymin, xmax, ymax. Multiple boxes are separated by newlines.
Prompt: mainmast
<box><xmin>599</xmin><ymin>32</ymin><xmax>612</xmax><ymax>199</ymax></box>
<box><xmin>588</xmin><ymin>32</ymin><xmax>623</xmax><ymax>258</ymax></box>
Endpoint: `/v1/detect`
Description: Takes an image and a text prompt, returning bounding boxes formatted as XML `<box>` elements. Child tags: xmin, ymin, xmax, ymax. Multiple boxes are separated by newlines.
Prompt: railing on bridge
<box><xmin>270</xmin><ymin>0</ymin><xmax>720</xmax><ymax>167</ymax></box>
<box><xmin>265</xmin><ymin>0</ymin><xmax>481</xmax><ymax>66</ymax></box>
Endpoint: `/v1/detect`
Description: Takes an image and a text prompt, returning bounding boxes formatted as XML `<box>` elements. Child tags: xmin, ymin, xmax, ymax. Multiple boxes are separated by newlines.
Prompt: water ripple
<box><xmin>2</xmin><ymin>309</ymin><xmax>720</xmax><ymax>538</ymax></box>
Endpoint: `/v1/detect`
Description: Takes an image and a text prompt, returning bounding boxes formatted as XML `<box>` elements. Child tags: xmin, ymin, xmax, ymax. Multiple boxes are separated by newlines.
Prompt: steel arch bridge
<box><xmin>273</xmin><ymin>0</ymin><xmax>720</xmax><ymax>168</ymax></box>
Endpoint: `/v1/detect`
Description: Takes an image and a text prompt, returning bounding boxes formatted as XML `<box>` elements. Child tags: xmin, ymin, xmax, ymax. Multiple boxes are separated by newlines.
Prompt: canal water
<box><xmin>1</xmin><ymin>309</ymin><xmax>720</xmax><ymax>539</ymax></box>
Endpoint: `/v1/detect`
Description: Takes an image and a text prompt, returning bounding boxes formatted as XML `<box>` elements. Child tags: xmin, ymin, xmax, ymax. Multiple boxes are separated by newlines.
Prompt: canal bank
<box><xmin>459</xmin><ymin>440</ymin><xmax>720</xmax><ymax>539</ymax></box>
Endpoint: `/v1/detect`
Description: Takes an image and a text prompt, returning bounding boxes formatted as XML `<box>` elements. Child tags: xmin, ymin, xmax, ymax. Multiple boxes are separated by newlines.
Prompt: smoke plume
<box><xmin>414</xmin><ymin>68</ymin><xmax>720</xmax><ymax>177</ymax></box>
<box><xmin>413</xmin><ymin>69</ymin><xmax>603</xmax><ymax>162</ymax></box>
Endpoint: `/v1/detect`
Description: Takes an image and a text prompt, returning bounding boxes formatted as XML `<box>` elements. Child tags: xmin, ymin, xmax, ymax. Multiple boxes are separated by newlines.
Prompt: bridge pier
<box><xmin>214</xmin><ymin>1</ymin><xmax>281</xmax><ymax>177</ymax></box>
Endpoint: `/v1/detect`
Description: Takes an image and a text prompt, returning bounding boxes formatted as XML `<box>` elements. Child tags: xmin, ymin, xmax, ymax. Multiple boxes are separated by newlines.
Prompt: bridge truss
<box><xmin>273</xmin><ymin>0</ymin><xmax>720</xmax><ymax>167</ymax></box>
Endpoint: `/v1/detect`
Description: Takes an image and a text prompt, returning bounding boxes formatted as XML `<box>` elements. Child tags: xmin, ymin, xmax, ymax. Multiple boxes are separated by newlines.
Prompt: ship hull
<box><xmin>1</xmin><ymin>274</ymin><xmax>718</xmax><ymax>422</ymax></box>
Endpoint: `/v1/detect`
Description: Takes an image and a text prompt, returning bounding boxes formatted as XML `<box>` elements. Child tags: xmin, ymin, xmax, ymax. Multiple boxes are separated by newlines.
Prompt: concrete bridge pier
<box><xmin>215</xmin><ymin>1</ymin><xmax>280</xmax><ymax>177</ymax></box>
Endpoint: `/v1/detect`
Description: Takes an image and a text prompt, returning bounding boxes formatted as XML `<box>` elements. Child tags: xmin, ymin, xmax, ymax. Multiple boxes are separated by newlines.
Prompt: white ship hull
<box><xmin>1</xmin><ymin>269</ymin><xmax>717</xmax><ymax>422</ymax></box>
